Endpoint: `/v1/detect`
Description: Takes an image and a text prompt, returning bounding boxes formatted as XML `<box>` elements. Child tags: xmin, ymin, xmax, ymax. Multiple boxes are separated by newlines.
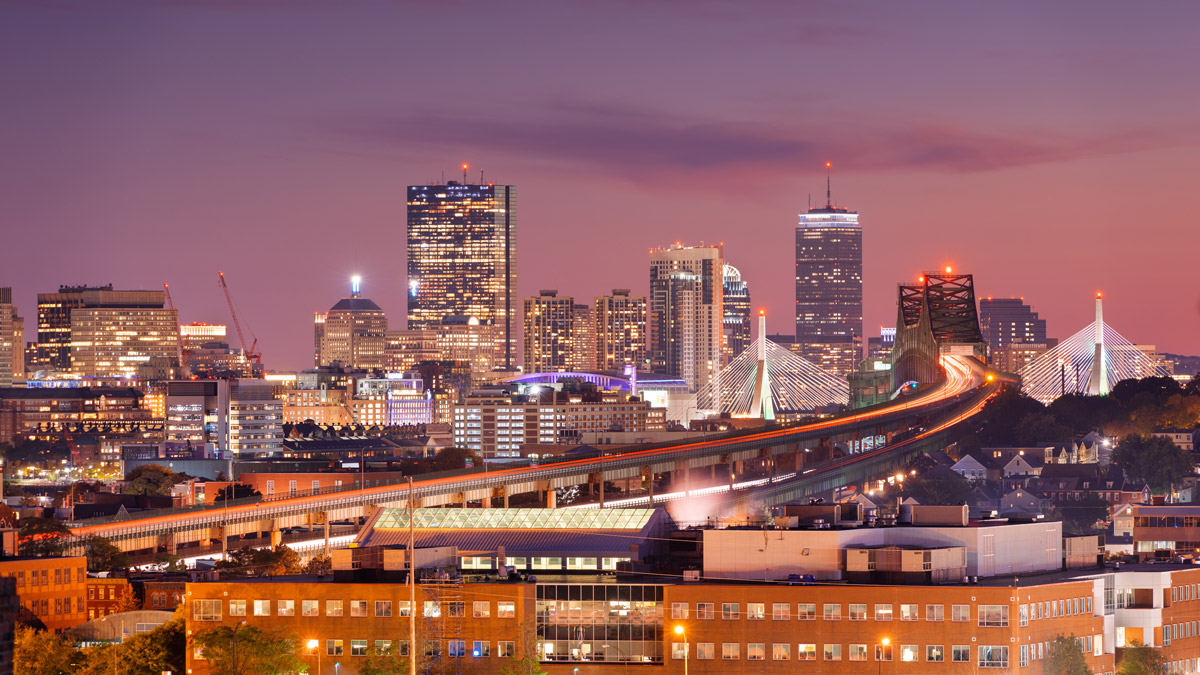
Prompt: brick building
<box><xmin>0</xmin><ymin>556</ymin><xmax>87</xmax><ymax>632</ymax></box>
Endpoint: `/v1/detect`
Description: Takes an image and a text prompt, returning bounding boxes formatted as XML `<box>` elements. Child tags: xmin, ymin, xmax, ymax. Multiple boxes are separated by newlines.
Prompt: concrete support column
<box><xmin>545</xmin><ymin>489</ymin><xmax>557</xmax><ymax>509</ymax></box>
<box><xmin>503</xmin><ymin>490</ymin><xmax>510</xmax><ymax>509</ymax></box>
<box><xmin>161</xmin><ymin>533</ymin><xmax>177</xmax><ymax>556</ymax></box>
<box><xmin>270</xmin><ymin>527</ymin><xmax>282</xmax><ymax>548</ymax></box>
<box><xmin>676</xmin><ymin>460</ymin><xmax>690</xmax><ymax>494</ymax></box>
<box><xmin>729</xmin><ymin>463</ymin><xmax>735</xmax><ymax>490</ymax></box>
<box><xmin>323</xmin><ymin>518</ymin><xmax>331</xmax><ymax>558</ymax></box>
<box><xmin>599</xmin><ymin>478</ymin><xmax>605</xmax><ymax>507</ymax></box>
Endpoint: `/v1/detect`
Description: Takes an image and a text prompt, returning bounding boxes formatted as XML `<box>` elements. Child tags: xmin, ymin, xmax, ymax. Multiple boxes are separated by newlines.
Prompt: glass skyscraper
<box><xmin>795</xmin><ymin>200</ymin><xmax>862</xmax><ymax>346</ymax></box>
<box><xmin>979</xmin><ymin>297</ymin><xmax>1048</xmax><ymax>351</ymax></box>
<box><xmin>407</xmin><ymin>182</ymin><xmax>517</xmax><ymax>370</ymax></box>
<box><xmin>722</xmin><ymin>264</ymin><xmax>751</xmax><ymax>363</ymax></box>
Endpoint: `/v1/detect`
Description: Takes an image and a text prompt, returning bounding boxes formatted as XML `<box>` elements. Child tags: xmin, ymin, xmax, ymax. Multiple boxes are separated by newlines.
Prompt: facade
<box><xmin>180</xmin><ymin>323</ymin><xmax>226</xmax><ymax>357</ymax></box>
<box><xmin>384</xmin><ymin>328</ymin><xmax>440</xmax><ymax>371</ymax></box>
<box><xmin>453</xmin><ymin>389</ymin><xmax>666</xmax><ymax>458</ymax></box>
<box><xmin>980</xmin><ymin>298</ymin><xmax>1048</xmax><ymax>353</ymax></box>
<box><xmin>795</xmin><ymin>196</ymin><xmax>862</xmax><ymax>348</ymax></box>
<box><xmin>1127</xmin><ymin>505</ymin><xmax>1200</xmax><ymax>555</ymax></box>
<box><xmin>783</xmin><ymin>339</ymin><xmax>862</xmax><ymax>379</ymax></box>
<box><xmin>649</xmin><ymin>244</ymin><xmax>723</xmax><ymax>393</ymax></box>
<box><xmin>282</xmin><ymin>388</ymin><xmax>353</xmax><ymax>426</ymax></box>
<box><xmin>0</xmin><ymin>387</ymin><xmax>155</xmax><ymax>447</ymax></box>
<box><xmin>0</xmin><ymin>556</ymin><xmax>88</xmax><ymax>633</ymax></box>
<box><xmin>86</xmin><ymin>577</ymin><xmax>133</xmax><ymax>620</ymax></box>
<box><xmin>0</xmin><ymin>288</ymin><xmax>17</xmax><ymax>386</ymax></box>
<box><xmin>316</xmin><ymin>280</ymin><xmax>389</xmax><ymax>370</ymax></box>
<box><xmin>593</xmin><ymin>289</ymin><xmax>647</xmax><ymax>373</ymax></box>
<box><xmin>434</xmin><ymin>317</ymin><xmax>498</xmax><ymax>379</ymax></box>
<box><xmin>569</xmin><ymin>304</ymin><xmax>596</xmax><ymax>372</ymax></box>
<box><xmin>721</xmin><ymin>265</ymin><xmax>751</xmax><ymax>364</ymax></box>
<box><xmin>407</xmin><ymin>182</ymin><xmax>517</xmax><ymax>369</ymax></box>
<box><xmin>990</xmin><ymin>340</ymin><xmax>1054</xmax><ymax>374</ymax></box>
<box><xmin>523</xmin><ymin>292</ymin><xmax>594</xmax><ymax>375</ymax></box>
<box><xmin>165</xmin><ymin>379</ymin><xmax>283</xmax><ymax>456</ymax></box>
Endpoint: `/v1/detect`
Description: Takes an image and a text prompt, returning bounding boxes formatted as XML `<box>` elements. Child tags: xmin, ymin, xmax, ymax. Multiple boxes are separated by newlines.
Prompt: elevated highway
<box><xmin>66</xmin><ymin>354</ymin><xmax>1001</xmax><ymax>555</ymax></box>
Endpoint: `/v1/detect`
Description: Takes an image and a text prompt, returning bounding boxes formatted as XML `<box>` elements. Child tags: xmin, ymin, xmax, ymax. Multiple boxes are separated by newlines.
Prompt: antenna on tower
<box><xmin>479</xmin><ymin>168</ymin><xmax>484</xmax><ymax>184</ymax></box>
<box><xmin>462</xmin><ymin>163</ymin><xmax>469</xmax><ymax>183</ymax></box>
<box><xmin>825</xmin><ymin>161</ymin><xmax>833</xmax><ymax>208</ymax></box>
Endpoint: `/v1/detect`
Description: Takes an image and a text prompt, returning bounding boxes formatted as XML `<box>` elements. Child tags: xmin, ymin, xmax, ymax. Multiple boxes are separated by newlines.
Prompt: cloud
<box><xmin>328</xmin><ymin>99</ymin><xmax>1172</xmax><ymax>180</ymax></box>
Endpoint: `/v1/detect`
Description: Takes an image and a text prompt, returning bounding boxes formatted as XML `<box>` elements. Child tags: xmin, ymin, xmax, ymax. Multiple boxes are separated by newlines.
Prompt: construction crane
<box><xmin>217</xmin><ymin>271</ymin><xmax>261</xmax><ymax>365</ymax></box>
<box><xmin>163</xmin><ymin>283</ymin><xmax>186</xmax><ymax>371</ymax></box>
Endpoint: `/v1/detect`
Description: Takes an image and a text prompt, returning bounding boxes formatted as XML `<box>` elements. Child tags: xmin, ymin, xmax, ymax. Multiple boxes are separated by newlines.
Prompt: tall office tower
<box><xmin>10</xmin><ymin>313</ymin><xmax>23</xmax><ymax>381</ymax></box>
<box><xmin>0</xmin><ymin>288</ymin><xmax>14</xmax><ymax>387</ymax></box>
<box><xmin>523</xmin><ymin>290</ymin><xmax>575</xmax><ymax>374</ymax></box>
<box><xmin>649</xmin><ymin>243</ymin><xmax>724</xmax><ymax>392</ymax></box>
<box><xmin>180</xmin><ymin>324</ymin><xmax>226</xmax><ymax>361</ymax></box>
<box><xmin>43</xmin><ymin>287</ymin><xmax>179</xmax><ymax>379</ymax></box>
<box><xmin>569</xmin><ymin>303</ymin><xmax>596</xmax><ymax>372</ymax></box>
<box><xmin>722</xmin><ymin>264</ymin><xmax>752</xmax><ymax>363</ymax></box>
<box><xmin>795</xmin><ymin>173</ymin><xmax>863</xmax><ymax>347</ymax></box>
<box><xmin>407</xmin><ymin>181</ymin><xmax>517</xmax><ymax>370</ymax></box>
<box><xmin>436</xmin><ymin>316</ymin><xmax>498</xmax><ymax>378</ymax></box>
<box><xmin>594</xmin><ymin>289</ymin><xmax>647</xmax><ymax>373</ymax></box>
<box><xmin>979</xmin><ymin>297</ymin><xmax>1048</xmax><ymax>353</ymax></box>
<box><xmin>315</xmin><ymin>277</ymin><xmax>389</xmax><ymax>370</ymax></box>
<box><xmin>165</xmin><ymin>379</ymin><xmax>283</xmax><ymax>456</ymax></box>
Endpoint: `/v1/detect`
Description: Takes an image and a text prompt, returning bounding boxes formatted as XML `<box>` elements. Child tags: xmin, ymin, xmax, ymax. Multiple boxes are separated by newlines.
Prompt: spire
<box><xmin>825</xmin><ymin>161</ymin><xmax>832</xmax><ymax>208</ymax></box>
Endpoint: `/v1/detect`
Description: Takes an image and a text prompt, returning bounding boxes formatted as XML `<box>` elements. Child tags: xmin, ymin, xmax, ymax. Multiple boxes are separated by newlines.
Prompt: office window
<box><xmin>448</xmin><ymin>602</ymin><xmax>465</xmax><ymax>617</ymax></box>
<box><xmin>424</xmin><ymin>601</ymin><xmax>440</xmax><ymax>618</ymax></box>
<box><xmin>193</xmin><ymin>599</ymin><xmax>221</xmax><ymax>621</ymax></box>
<box><xmin>978</xmin><ymin>605</ymin><xmax>1008</xmax><ymax>627</ymax></box>
<box><xmin>278</xmin><ymin>600</ymin><xmax>294</xmax><ymax>617</ymax></box>
<box><xmin>722</xmin><ymin>643</ymin><xmax>739</xmax><ymax>660</ymax></box>
<box><xmin>798</xmin><ymin>603</ymin><xmax>815</xmax><ymax>620</ymax></box>
<box><xmin>978</xmin><ymin>645</ymin><xmax>1009</xmax><ymax>668</ymax></box>
<box><xmin>772</xmin><ymin>603</ymin><xmax>790</xmax><ymax>620</ymax></box>
<box><xmin>824</xmin><ymin>603</ymin><xmax>841</xmax><ymax>621</ymax></box>
<box><xmin>351</xmin><ymin>640</ymin><xmax>368</xmax><ymax>656</ymax></box>
<box><xmin>302</xmin><ymin>600</ymin><xmax>319</xmax><ymax>617</ymax></box>
<box><xmin>473</xmin><ymin>641</ymin><xmax>490</xmax><ymax>657</ymax></box>
<box><xmin>1020</xmin><ymin>644</ymin><xmax>1030</xmax><ymax>667</ymax></box>
<box><xmin>849</xmin><ymin>603</ymin><xmax>867</xmax><ymax>621</ymax></box>
<box><xmin>876</xmin><ymin>644</ymin><xmax>893</xmax><ymax>661</ymax></box>
<box><xmin>55</xmin><ymin>569</ymin><xmax>62</xmax><ymax>585</ymax></box>
<box><xmin>327</xmin><ymin>600</ymin><xmax>343</xmax><ymax>617</ymax></box>
<box><xmin>824</xmin><ymin>644</ymin><xmax>842</xmax><ymax>661</ymax></box>
<box><xmin>376</xmin><ymin>601</ymin><xmax>392</xmax><ymax>617</ymax></box>
<box><xmin>375</xmin><ymin>641</ymin><xmax>393</xmax><ymax>656</ymax></box>
<box><xmin>697</xmin><ymin>603</ymin><xmax>714</xmax><ymax>620</ymax></box>
<box><xmin>773</xmin><ymin>643</ymin><xmax>791</xmax><ymax>660</ymax></box>
<box><xmin>747</xmin><ymin>643</ymin><xmax>765</xmax><ymax>660</ymax></box>
<box><xmin>900</xmin><ymin>603</ymin><xmax>918</xmax><ymax>621</ymax></box>
<box><xmin>327</xmin><ymin>640</ymin><xmax>343</xmax><ymax>656</ymax></box>
<box><xmin>448</xmin><ymin>640</ymin><xmax>466</xmax><ymax>658</ymax></box>
<box><xmin>351</xmin><ymin>600</ymin><xmax>368</xmax><ymax>617</ymax></box>
<box><xmin>671</xmin><ymin>642</ymin><xmax>687</xmax><ymax>660</ymax></box>
<box><xmin>798</xmin><ymin>644</ymin><xmax>816</xmax><ymax>660</ymax></box>
<box><xmin>900</xmin><ymin>645</ymin><xmax>918</xmax><ymax>662</ymax></box>
<box><xmin>697</xmin><ymin>643</ymin><xmax>714</xmax><ymax>660</ymax></box>
<box><xmin>424</xmin><ymin>641</ymin><xmax>440</xmax><ymax>658</ymax></box>
<box><xmin>672</xmin><ymin>602</ymin><xmax>688</xmax><ymax>619</ymax></box>
<box><xmin>875</xmin><ymin>604</ymin><xmax>893</xmax><ymax>621</ymax></box>
<box><xmin>849</xmin><ymin>644</ymin><xmax>868</xmax><ymax>661</ymax></box>
<box><xmin>498</xmin><ymin>641</ymin><xmax>515</xmax><ymax>658</ymax></box>
<box><xmin>1020</xmin><ymin>604</ymin><xmax>1029</xmax><ymax>626</ymax></box>
<box><xmin>497</xmin><ymin>602</ymin><xmax>515</xmax><ymax>618</ymax></box>
<box><xmin>78</xmin><ymin>568</ymin><xmax>85</xmax><ymax>583</ymax></box>
<box><xmin>952</xmin><ymin>645</ymin><xmax>970</xmax><ymax>662</ymax></box>
<box><xmin>952</xmin><ymin>604</ymin><xmax>969</xmax><ymax>622</ymax></box>
<box><xmin>747</xmin><ymin>603</ymin><xmax>765</xmax><ymax>620</ymax></box>
<box><xmin>722</xmin><ymin>603</ymin><xmax>739</xmax><ymax>620</ymax></box>
<box><xmin>229</xmin><ymin>599</ymin><xmax>246</xmax><ymax>616</ymax></box>
<box><xmin>253</xmin><ymin>600</ymin><xmax>270</xmax><ymax>616</ymax></box>
<box><xmin>473</xmin><ymin>601</ymin><xmax>489</xmax><ymax>618</ymax></box>
<box><xmin>927</xmin><ymin>645</ymin><xmax>944</xmax><ymax>662</ymax></box>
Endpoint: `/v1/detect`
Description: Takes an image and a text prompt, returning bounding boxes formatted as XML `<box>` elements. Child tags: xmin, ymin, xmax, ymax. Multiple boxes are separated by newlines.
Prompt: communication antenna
<box><xmin>825</xmin><ymin>161</ymin><xmax>833</xmax><ymax>208</ymax></box>
<box><xmin>462</xmin><ymin>163</ymin><xmax>469</xmax><ymax>183</ymax></box>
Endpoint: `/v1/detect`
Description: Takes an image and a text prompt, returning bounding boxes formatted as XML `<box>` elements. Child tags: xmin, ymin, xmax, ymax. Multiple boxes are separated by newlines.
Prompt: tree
<box><xmin>83</xmin><ymin>535</ymin><xmax>131</xmax><ymax>572</ymax></box>
<box><xmin>216</xmin><ymin>544</ymin><xmax>303</xmax><ymax>577</ymax></box>
<box><xmin>358</xmin><ymin>649</ymin><xmax>413</xmax><ymax>675</ymax></box>
<box><xmin>118</xmin><ymin>609</ymin><xmax>187</xmax><ymax>674</ymax></box>
<box><xmin>192</xmin><ymin>624</ymin><xmax>307</xmax><ymax>675</ymax></box>
<box><xmin>1014</xmin><ymin>411</ymin><xmax>1073</xmax><ymax>446</ymax></box>
<box><xmin>215</xmin><ymin>483</ymin><xmax>261</xmax><ymax>501</ymax></box>
<box><xmin>1111</xmin><ymin>434</ymin><xmax>1193</xmax><ymax>494</ymax></box>
<box><xmin>18</xmin><ymin>517</ymin><xmax>71</xmax><ymax>557</ymax></box>
<box><xmin>1117</xmin><ymin>641</ymin><xmax>1167</xmax><ymax>675</ymax></box>
<box><xmin>902</xmin><ymin>473</ymin><xmax>973</xmax><ymax>506</ymax></box>
<box><xmin>431</xmin><ymin>446</ymin><xmax>477</xmax><ymax>472</ymax></box>
<box><xmin>303</xmin><ymin>553</ymin><xmax>332</xmax><ymax>576</ymax></box>
<box><xmin>14</xmin><ymin>625</ymin><xmax>78</xmax><ymax>675</ymax></box>
<box><xmin>496</xmin><ymin>619</ymin><xmax>546</xmax><ymax>675</ymax></box>
<box><xmin>154</xmin><ymin>552</ymin><xmax>188</xmax><ymax>572</ymax></box>
<box><xmin>1056</xmin><ymin>493</ymin><xmax>1110</xmax><ymax>535</ymax></box>
<box><xmin>1043</xmin><ymin>634</ymin><xmax>1091</xmax><ymax>675</ymax></box>
<box><xmin>124</xmin><ymin>463</ymin><xmax>188</xmax><ymax>496</ymax></box>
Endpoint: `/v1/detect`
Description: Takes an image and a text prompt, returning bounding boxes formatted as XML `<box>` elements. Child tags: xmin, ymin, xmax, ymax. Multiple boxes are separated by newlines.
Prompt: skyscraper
<box><xmin>0</xmin><ymin>288</ymin><xmax>16</xmax><ymax>387</ymax></box>
<box><xmin>407</xmin><ymin>182</ymin><xmax>516</xmax><ymax>370</ymax></box>
<box><xmin>649</xmin><ymin>243</ymin><xmax>723</xmax><ymax>392</ymax></box>
<box><xmin>315</xmin><ymin>277</ymin><xmax>389</xmax><ymax>370</ymax></box>
<box><xmin>722</xmin><ymin>264</ymin><xmax>751</xmax><ymax>363</ymax></box>
<box><xmin>795</xmin><ymin>173</ymin><xmax>862</xmax><ymax>346</ymax></box>
<box><xmin>523</xmin><ymin>291</ymin><xmax>594</xmax><ymax>374</ymax></box>
<box><xmin>979</xmin><ymin>297</ymin><xmax>1048</xmax><ymax>351</ymax></box>
<box><xmin>594</xmin><ymin>289</ymin><xmax>647</xmax><ymax>373</ymax></box>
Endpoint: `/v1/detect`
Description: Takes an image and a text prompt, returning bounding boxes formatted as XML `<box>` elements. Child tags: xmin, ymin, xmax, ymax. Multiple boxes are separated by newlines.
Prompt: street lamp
<box><xmin>307</xmin><ymin>639</ymin><xmax>321</xmax><ymax>675</ymax></box>
<box><xmin>674</xmin><ymin>625</ymin><xmax>687</xmax><ymax>675</ymax></box>
<box><xmin>878</xmin><ymin>637</ymin><xmax>890</xmax><ymax>675</ymax></box>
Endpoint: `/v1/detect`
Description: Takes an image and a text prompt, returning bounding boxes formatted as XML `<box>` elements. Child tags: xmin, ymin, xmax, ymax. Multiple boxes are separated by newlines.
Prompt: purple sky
<box><xmin>3</xmin><ymin>1</ymin><xmax>1199</xmax><ymax>370</ymax></box>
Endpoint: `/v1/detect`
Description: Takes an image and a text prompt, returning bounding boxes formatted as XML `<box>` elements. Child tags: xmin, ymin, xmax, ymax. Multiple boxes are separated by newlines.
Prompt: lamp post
<box><xmin>308</xmin><ymin>639</ymin><xmax>321</xmax><ymax>675</ymax></box>
<box><xmin>878</xmin><ymin>637</ymin><xmax>890</xmax><ymax>675</ymax></box>
<box><xmin>674</xmin><ymin>625</ymin><xmax>687</xmax><ymax>675</ymax></box>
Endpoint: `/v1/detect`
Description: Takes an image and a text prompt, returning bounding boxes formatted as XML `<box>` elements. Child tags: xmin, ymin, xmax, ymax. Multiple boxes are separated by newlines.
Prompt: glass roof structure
<box><xmin>373</xmin><ymin>508</ymin><xmax>656</xmax><ymax>531</ymax></box>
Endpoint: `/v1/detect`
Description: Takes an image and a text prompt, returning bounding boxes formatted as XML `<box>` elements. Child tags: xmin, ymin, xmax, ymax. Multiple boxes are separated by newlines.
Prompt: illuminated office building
<box><xmin>594</xmin><ymin>289</ymin><xmax>647</xmax><ymax>373</ymax></box>
<box><xmin>180</xmin><ymin>323</ymin><xmax>226</xmax><ymax>355</ymax></box>
<box><xmin>980</xmin><ymin>297</ymin><xmax>1048</xmax><ymax>352</ymax></box>
<box><xmin>386</xmin><ymin>318</ymin><xmax>498</xmax><ymax>379</ymax></box>
<box><xmin>165</xmin><ymin>379</ymin><xmax>282</xmax><ymax>456</ymax></box>
<box><xmin>569</xmin><ymin>303</ymin><xmax>596</xmax><ymax>372</ymax></box>
<box><xmin>722</xmin><ymin>264</ymin><xmax>751</xmax><ymax>363</ymax></box>
<box><xmin>795</xmin><ymin>179</ymin><xmax>863</xmax><ymax>347</ymax></box>
<box><xmin>315</xmin><ymin>278</ymin><xmax>389</xmax><ymax>370</ymax></box>
<box><xmin>523</xmin><ymin>291</ymin><xmax>577</xmax><ymax>374</ymax></box>
<box><xmin>384</xmin><ymin>328</ymin><xmax>439</xmax><ymax>371</ymax></box>
<box><xmin>649</xmin><ymin>243</ymin><xmax>723</xmax><ymax>392</ymax></box>
<box><xmin>34</xmin><ymin>285</ymin><xmax>178</xmax><ymax>378</ymax></box>
<box><xmin>0</xmin><ymin>288</ymin><xmax>18</xmax><ymax>386</ymax></box>
<box><xmin>407</xmin><ymin>182</ymin><xmax>516</xmax><ymax>369</ymax></box>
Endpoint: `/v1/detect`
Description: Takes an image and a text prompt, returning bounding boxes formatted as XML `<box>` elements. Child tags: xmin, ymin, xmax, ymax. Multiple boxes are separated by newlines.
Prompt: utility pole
<box><xmin>408</xmin><ymin>476</ymin><xmax>416</xmax><ymax>675</ymax></box>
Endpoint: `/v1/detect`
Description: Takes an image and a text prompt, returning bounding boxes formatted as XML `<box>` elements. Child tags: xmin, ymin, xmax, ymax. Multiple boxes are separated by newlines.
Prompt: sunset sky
<box><xmin>4</xmin><ymin>1</ymin><xmax>1198</xmax><ymax>369</ymax></box>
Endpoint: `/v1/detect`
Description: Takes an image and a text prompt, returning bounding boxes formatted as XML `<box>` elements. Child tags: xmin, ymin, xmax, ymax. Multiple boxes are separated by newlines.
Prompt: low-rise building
<box><xmin>0</xmin><ymin>556</ymin><xmax>87</xmax><ymax>632</ymax></box>
<box><xmin>87</xmin><ymin>577</ymin><xmax>133</xmax><ymax>620</ymax></box>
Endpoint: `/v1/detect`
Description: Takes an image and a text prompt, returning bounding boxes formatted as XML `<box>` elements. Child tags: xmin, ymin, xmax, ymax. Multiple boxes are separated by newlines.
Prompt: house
<box><xmin>998</xmin><ymin>488</ymin><xmax>1042</xmax><ymax>517</ymax></box>
<box><xmin>950</xmin><ymin>453</ymin><xmax>993</xmax><ymax>482</ymax></box>
<box><xmin>1153</xmin><ymin>429</ymin><xmax>1197</xmax><ymax>452</ymax></box>
<box><xmin>1031</xmin><ymin>464</ymin><xmax>1150</xmax><ymax>506</ymax></box>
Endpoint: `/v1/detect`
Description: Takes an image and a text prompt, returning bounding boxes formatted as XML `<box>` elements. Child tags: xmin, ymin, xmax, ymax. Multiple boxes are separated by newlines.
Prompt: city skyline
<box><xmin>3</xmin><ymin>1</ymin><xmax>1199</xmax><ymax>370</ymax></box>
